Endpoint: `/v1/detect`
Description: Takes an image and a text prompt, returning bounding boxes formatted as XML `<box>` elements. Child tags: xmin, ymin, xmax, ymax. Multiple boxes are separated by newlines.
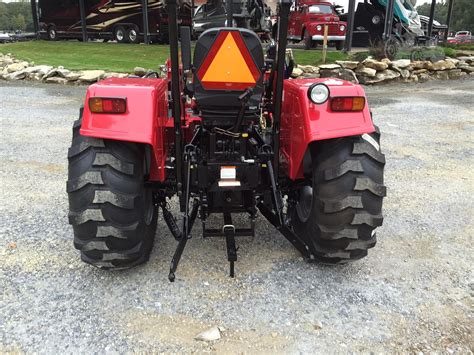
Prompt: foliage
<box><xmin>0</xmin><ymin>0</ymin><xmax>34</xmax><ymax>32</ymax></box>
<box><xmin>416</xmin><ymin>0</ymin><xmax>474</xmax><ymax>33</ymax></box>
<box><xmin>442</xmin><ymin>46</ymin><xmax>457</xmax><ymax>57</ymax></box>
<box><xmin>443</xmin><ymin>43</ymin><xmax>474</xmax><ymax>51</ymax></box>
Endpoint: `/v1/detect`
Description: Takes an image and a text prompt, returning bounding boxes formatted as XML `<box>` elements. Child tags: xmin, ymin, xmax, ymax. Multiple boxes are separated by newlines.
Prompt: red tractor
<box><xmin>67</xmin><ymin>0</ymin><xmax>386</xmax><ymax>281</ymax></box>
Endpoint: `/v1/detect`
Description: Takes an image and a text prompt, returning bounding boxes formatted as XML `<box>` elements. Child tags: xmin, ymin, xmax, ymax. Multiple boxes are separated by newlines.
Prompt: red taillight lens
<box><xmin>330</xmin><ymin>97</ymin><xmax>365</xmax><ymax>112</ymax></box>
<box><xmin>89</xmin><ymin>97</ymin><xmax>127</xmax><ymax>114</ymax></box>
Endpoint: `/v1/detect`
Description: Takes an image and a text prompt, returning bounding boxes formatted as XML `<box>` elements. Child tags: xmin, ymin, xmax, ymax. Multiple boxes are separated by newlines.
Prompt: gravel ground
<box><xmin>1</xmin><ymin>79</ymin><xmax>473</xmax><ymax>353</ymax></box>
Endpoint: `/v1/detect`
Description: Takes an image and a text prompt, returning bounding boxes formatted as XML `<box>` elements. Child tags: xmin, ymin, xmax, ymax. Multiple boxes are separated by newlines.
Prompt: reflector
<box><xmin>196</xmin><ymin>31</ymin><xmax>261</xmax><ymax>91</ymax></box>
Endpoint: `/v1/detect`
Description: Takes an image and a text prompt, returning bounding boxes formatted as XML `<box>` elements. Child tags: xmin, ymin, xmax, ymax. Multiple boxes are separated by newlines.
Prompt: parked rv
<box><xmin>38</xmin><ymin>0</ymin><xmax>192</xmax><ymax>43</ymax></box>
<box><xmin>283</xmin><ymin>0</ymin><xmax>347</xmax><ymax>50</ymax></box>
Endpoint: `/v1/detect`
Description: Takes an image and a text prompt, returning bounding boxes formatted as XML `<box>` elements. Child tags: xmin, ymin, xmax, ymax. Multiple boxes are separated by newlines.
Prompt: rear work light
<box><xmin>89</xmin><ymin>97</ymin><xmax>127</xmax><ymax>114</ymax></box>
<box><xmin>330</xmin><ymin>97</ymin><xmax>365</xmax><ymax>112</ymax></box>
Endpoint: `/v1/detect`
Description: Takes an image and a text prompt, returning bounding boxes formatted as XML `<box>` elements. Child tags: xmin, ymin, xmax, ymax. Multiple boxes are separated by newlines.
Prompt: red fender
<box><xmin>80</xmin><ymin>78</ymin><xmax>169</xmax><ymax>181</ymax></box>
<box><xmin>280</xmin><ymin>78</ymin><xmax>375</xmax><ymax>180</ymax></box>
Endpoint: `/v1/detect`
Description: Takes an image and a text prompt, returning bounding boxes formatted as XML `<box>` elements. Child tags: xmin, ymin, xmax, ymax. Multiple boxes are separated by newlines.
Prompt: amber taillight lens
<box><xmin>330</xmin><ymin>97</ymin><xmax>365</xmax><ymax>112</ymax></box>
<box><xmin>89</xmin><ymin>97</ymin><xmax>127</xmax><ymax>114</ymax></box>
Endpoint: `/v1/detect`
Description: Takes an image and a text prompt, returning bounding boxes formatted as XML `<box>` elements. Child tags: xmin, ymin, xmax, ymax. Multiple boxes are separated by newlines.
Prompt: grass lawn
<box><xmin>1</xmin><ymin>40</ymin><xmax>349</xmax><ymax>72</ymax></box>
<box><xmin>0</xmin><ymin>41</ymin><xmax>170</xmax><ymax>72</ymax></box>
<box><xmin>293</xmin><ymin>49</ymin><xmax>349</xmax><ymax>66</ymax></box>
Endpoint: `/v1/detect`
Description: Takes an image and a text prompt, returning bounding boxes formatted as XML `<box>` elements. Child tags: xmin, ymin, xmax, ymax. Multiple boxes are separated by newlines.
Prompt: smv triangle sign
<box><xmin>197</xmin><ymin>31</ymin><xmax>261</xmax><ymax>91</ymax></box>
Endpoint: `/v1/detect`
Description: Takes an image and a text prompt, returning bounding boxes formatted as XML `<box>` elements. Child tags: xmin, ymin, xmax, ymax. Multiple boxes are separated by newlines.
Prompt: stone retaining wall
<box><xmin>1</xmin><ymin>52</ymin><xmax>473</xmax><ymax>86</ymax></box>
<box><xmin>292</xmin><ymin>56</ymin><xmax>474</xmax><ymax>84</ymax></box>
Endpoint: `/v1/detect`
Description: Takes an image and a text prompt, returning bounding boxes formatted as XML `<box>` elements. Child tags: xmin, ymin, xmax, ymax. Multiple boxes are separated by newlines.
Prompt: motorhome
<box><xmin>38</xmin><ymin>0</ymin><xmax>192</xmax><ymax>43</ymax></box>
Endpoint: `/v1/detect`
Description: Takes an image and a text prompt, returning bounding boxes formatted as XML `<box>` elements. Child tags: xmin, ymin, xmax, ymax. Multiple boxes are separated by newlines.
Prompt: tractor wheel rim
<box><xmin>116</xmin><ymin>30</ymin><xmax>124</xmax><ymax>41</ymax></box>
<box><xmin>129</xmin><ymin>30</ymin><xmax>137</xmax><ymax>42</ymax></box>
<box><xmin>296</xmin><ymin>185</ymin><xmax>313</xmax><ymax>222</ymax></box>
<box><xmin>50</xmin><ymin>29</ymin><xmax>56</xmax><ymax>39</ymax></box>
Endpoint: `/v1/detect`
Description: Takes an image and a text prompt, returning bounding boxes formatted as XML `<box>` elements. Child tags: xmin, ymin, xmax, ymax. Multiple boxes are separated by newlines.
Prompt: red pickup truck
<box><xmin>286</xmin><ymin>0</ymin><xmax>347</xmax><ymax>50</ymax></box>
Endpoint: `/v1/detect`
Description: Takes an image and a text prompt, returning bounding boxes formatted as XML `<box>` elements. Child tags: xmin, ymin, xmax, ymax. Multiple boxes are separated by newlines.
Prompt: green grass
<box><xmin>0</xmin><ymin>41</ymin><xmax>170</xmax><ymax>72</ymax></box>
<box><xmin>1</xmin><ymin>40</ymin><xmax>350</xmax><ymax>72</ymax></box>
<box><xmin>443</xmin><ymin>43</ymin><xmax>474</xmax><ymax>51</ymax></box>
<box><xmin>292</xmin><ymin>49</ymin><xmax>349</xmax><ymax>66</ymax></box>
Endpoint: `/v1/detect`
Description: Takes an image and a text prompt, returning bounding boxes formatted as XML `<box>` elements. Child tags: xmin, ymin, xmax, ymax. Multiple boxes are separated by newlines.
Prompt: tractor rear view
<box><xmin>67</xmin><ymin>0</ymin><xmax>386</xmax><ymax>280</ymax></box>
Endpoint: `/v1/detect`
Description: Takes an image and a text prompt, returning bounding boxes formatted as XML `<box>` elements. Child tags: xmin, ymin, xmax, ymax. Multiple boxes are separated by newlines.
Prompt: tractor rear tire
<box><xmin>67</xmin><ymin>115</ymin><xmax>158</xmax><ymax>270</ymax></box>
<box><xmin>292</xmin><ymin>128</ymin><xmax>386</xmax><ymax>264</ymax></box>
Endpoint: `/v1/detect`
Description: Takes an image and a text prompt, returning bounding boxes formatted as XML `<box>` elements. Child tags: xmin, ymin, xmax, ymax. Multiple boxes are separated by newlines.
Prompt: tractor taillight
<box><xmin>89</xmin><ymin>97</ymin><xmax>127</xmax><ymax>114</ymax></box>
<box><xmin>330</xmin><ymin>97</ymin><xmax>365</xmax><ymax>112</ymax></box>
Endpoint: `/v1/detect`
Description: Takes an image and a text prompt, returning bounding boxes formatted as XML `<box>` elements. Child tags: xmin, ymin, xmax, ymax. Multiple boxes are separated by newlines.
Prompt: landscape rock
<box><xmin>456</xmin><ymin>56</ymin><xmax>473</xmax><ymax>64</ymax></box>
<box><xmin>445</xmin><ymin>57</ymin><xmax>460</xmax><ymax>66</ymax></box>
<box><xmin>195</xmin><ymin>326</ymin><xmax>221</xmax><ymax>341</ymax></box>
<box><xmin>398</xmin><ymin>69</ymin><xmax>411</xmax><ymax>80</ymax></box>
<box><xmin>43</xmin><ymin>68</ymin><xmax>71</xmax><ymax>79</ymax></box>
<box><xmin>45</xmin><ymin>77</ymin><xmax>68</xmax><ymax>84</ymax></box>
<box><xmin>335</xmin><ymin>60</ymin><xmax>359</xmax><ymax>70</ymax></box>
<box><xmin>318</xmin><ymin>63</ymin><xmax>341</xmax><ymax>70</ymax></box>
<box><xmin>79</xmin><ymin>70</ymin><xmax>105</xmax><ymax>82</ymax></box>
<box><xmin>412</xmin><ymin>68</ymin><xmax>428</xmax><ymax>75</ymax></box>
<box><xmin>319</xmin><ymin>68</ymin><xmax>341</xmax><ymax>78</ymax></box>
<box><xmin>291</xmin><ymin>67</ymin><xmax>303</xmax><ymax>78</ymax></box>
<box><xmin>302</xmin><ymin>73</ymin><xmax>320</xmax><ymax>78</ymax></box>
<box><xmin>23</xmin><ymin>65</ymin><xmax>53</xmax><ymax>75</ymax></box>
<box><xmin>134</xmin><ymin>67</ymin><xmax>147</xmax><ymax>76</ymax></box>
<box><xmin>410</xmin><ymin>61</ymin><xmax>431</xmax><ymax>70</ymax></box>
<box><xmin>337</xmin><ymin>68</ymin><xmax>359</xmax><ymax>83</ymax></box>
<box><xmin>430</xmin><ymin>60</ymin><xmax>456</xmax><ymax>71</ymax></box>
<box><xmin>355</xmin><ymin>66</ymin><xmax>377</xmax><ymax>77</ymax></box>
<box><xmin>103</xmin><ymin>72</ymin><xmax>129</xmax><ymax>79</ymax></box>
<box><xmin>362</xmin><ymin>58</ymin><xmax>388</xmax><ymax>71</ymax></box>
<box><xmin>0</xmin><ymin>56</ymin><xmax>14</xmax><ymax>65</ymax></box>
<box><xmin>457</xmin><ymin>64</ymin><xmax>474</xmax><ymax>73</ymax></box>
<box><xmin>381</xmin><ymin>58</ymin><xmax>392</xmax><ymax>65</ymax></box>
<box><xmin>391</xmin><ymin>59</ymin><xmax>411</xmax><ymax>69</ymax></box>
<box><xmin>6</xmin><ymin>70</ymin><xmax>27</xmax><ymax>80</ymax></box>
<box><xmin>360</xmin><ymin>69</ymin><xmax>400</xmax><ymax>84</ymax></box>
<box><xmin>64</xmin><ymin>72</ymin><xmax>82</xmax><ymax>81</ymax></box>
<box><xmin>298</xmin><ymin>64</ymin><xmax>319</xmax><ymax>73</ymax></box>
<box><xmin>358</xmin><ymin>75</ymin><xmax>384</xmax><ymax>85</ymax></box>
<box><xmin>447</xmin><ymin>69</ymin><xmax>466</xmax><ymax>80</ymax></box>
<box><xmin>432</xmin><ymin>71</ymin><xmax>449</xmax><ymax>80</ymax></box>
<box><xmin>417</xmin><ymin>73</ymin><xmax>431</xmax><ymax>83</ymax></box>
<box><xmin>6</xmin><ymin>63</ymin><xmax>27</xmax><ymax>73</ymax></box>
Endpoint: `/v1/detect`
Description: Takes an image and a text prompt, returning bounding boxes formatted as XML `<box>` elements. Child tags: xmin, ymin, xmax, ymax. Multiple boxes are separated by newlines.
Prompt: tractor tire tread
<box><xmin>67</xmin><ymin>115</ymin><xmax>157</xmax><ymax>270</ymax></box>
<box><xmin>293</xmin><ymin>128</ymin><xmax>385</xmax><ymax>264</ymax></box>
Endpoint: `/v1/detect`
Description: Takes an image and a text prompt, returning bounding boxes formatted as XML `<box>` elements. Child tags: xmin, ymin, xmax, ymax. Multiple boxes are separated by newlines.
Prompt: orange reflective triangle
<box><xmin>201</xmin><ymin>32</ymin><xmax>256</xmax><ymax>84</ymax></box>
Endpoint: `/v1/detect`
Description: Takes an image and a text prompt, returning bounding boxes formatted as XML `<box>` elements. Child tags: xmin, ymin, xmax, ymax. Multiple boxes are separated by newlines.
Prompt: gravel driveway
<box><xmin>1</xmin><ymin>79</ymin><xmax>473</xmax><ymax>353</ymax></box>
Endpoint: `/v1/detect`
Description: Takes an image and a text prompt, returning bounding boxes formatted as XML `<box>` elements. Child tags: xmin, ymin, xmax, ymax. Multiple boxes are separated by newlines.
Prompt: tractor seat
<box><xmin>193</xmin><ymin>28</ymin><xmax>264</xmax><ymax>124</ymax></box>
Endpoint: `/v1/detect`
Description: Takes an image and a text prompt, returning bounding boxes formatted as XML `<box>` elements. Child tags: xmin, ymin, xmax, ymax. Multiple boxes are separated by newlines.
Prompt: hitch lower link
<box><xmin>164</xmin><ymin>135</ymin><xmax>315</xmax><ymax>282</ymax></box>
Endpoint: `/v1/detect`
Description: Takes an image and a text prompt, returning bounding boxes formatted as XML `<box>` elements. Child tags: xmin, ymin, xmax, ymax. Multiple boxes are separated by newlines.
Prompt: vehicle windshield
<box><xmin>308</xmin><ymin>5</ymin><xmax>333</xmax><ymax>14</ymax></box>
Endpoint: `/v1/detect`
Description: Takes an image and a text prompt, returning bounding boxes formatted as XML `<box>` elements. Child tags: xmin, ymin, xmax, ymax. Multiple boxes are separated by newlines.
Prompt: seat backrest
<box><xmin>193</xmin><ymin>28</ymin><xmax>264</xmax><ymax>116</ymax></box>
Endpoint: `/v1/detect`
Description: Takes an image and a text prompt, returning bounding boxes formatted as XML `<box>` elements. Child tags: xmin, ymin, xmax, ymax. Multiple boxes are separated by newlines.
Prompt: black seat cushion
<box><xmin>193</xmin><ymin>28</ymin><xmax>264</xmax><ymax>115</ymax></box>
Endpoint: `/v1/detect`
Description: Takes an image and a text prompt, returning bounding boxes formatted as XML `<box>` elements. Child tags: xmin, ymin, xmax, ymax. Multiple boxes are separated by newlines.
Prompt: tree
<box><xmin>12</xmin><ymin>13</ymin><xmax>26</xmax><ymax>31</ymax></box>
<box><xmin>0</xmin><ymin>1</ymin><xmax>34</xmax><ymax>32</ymax></box>
<box><xmin>417</xmin><ymin>0</ymin><xmax>474</xmax><ymax>33</ymax></box>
